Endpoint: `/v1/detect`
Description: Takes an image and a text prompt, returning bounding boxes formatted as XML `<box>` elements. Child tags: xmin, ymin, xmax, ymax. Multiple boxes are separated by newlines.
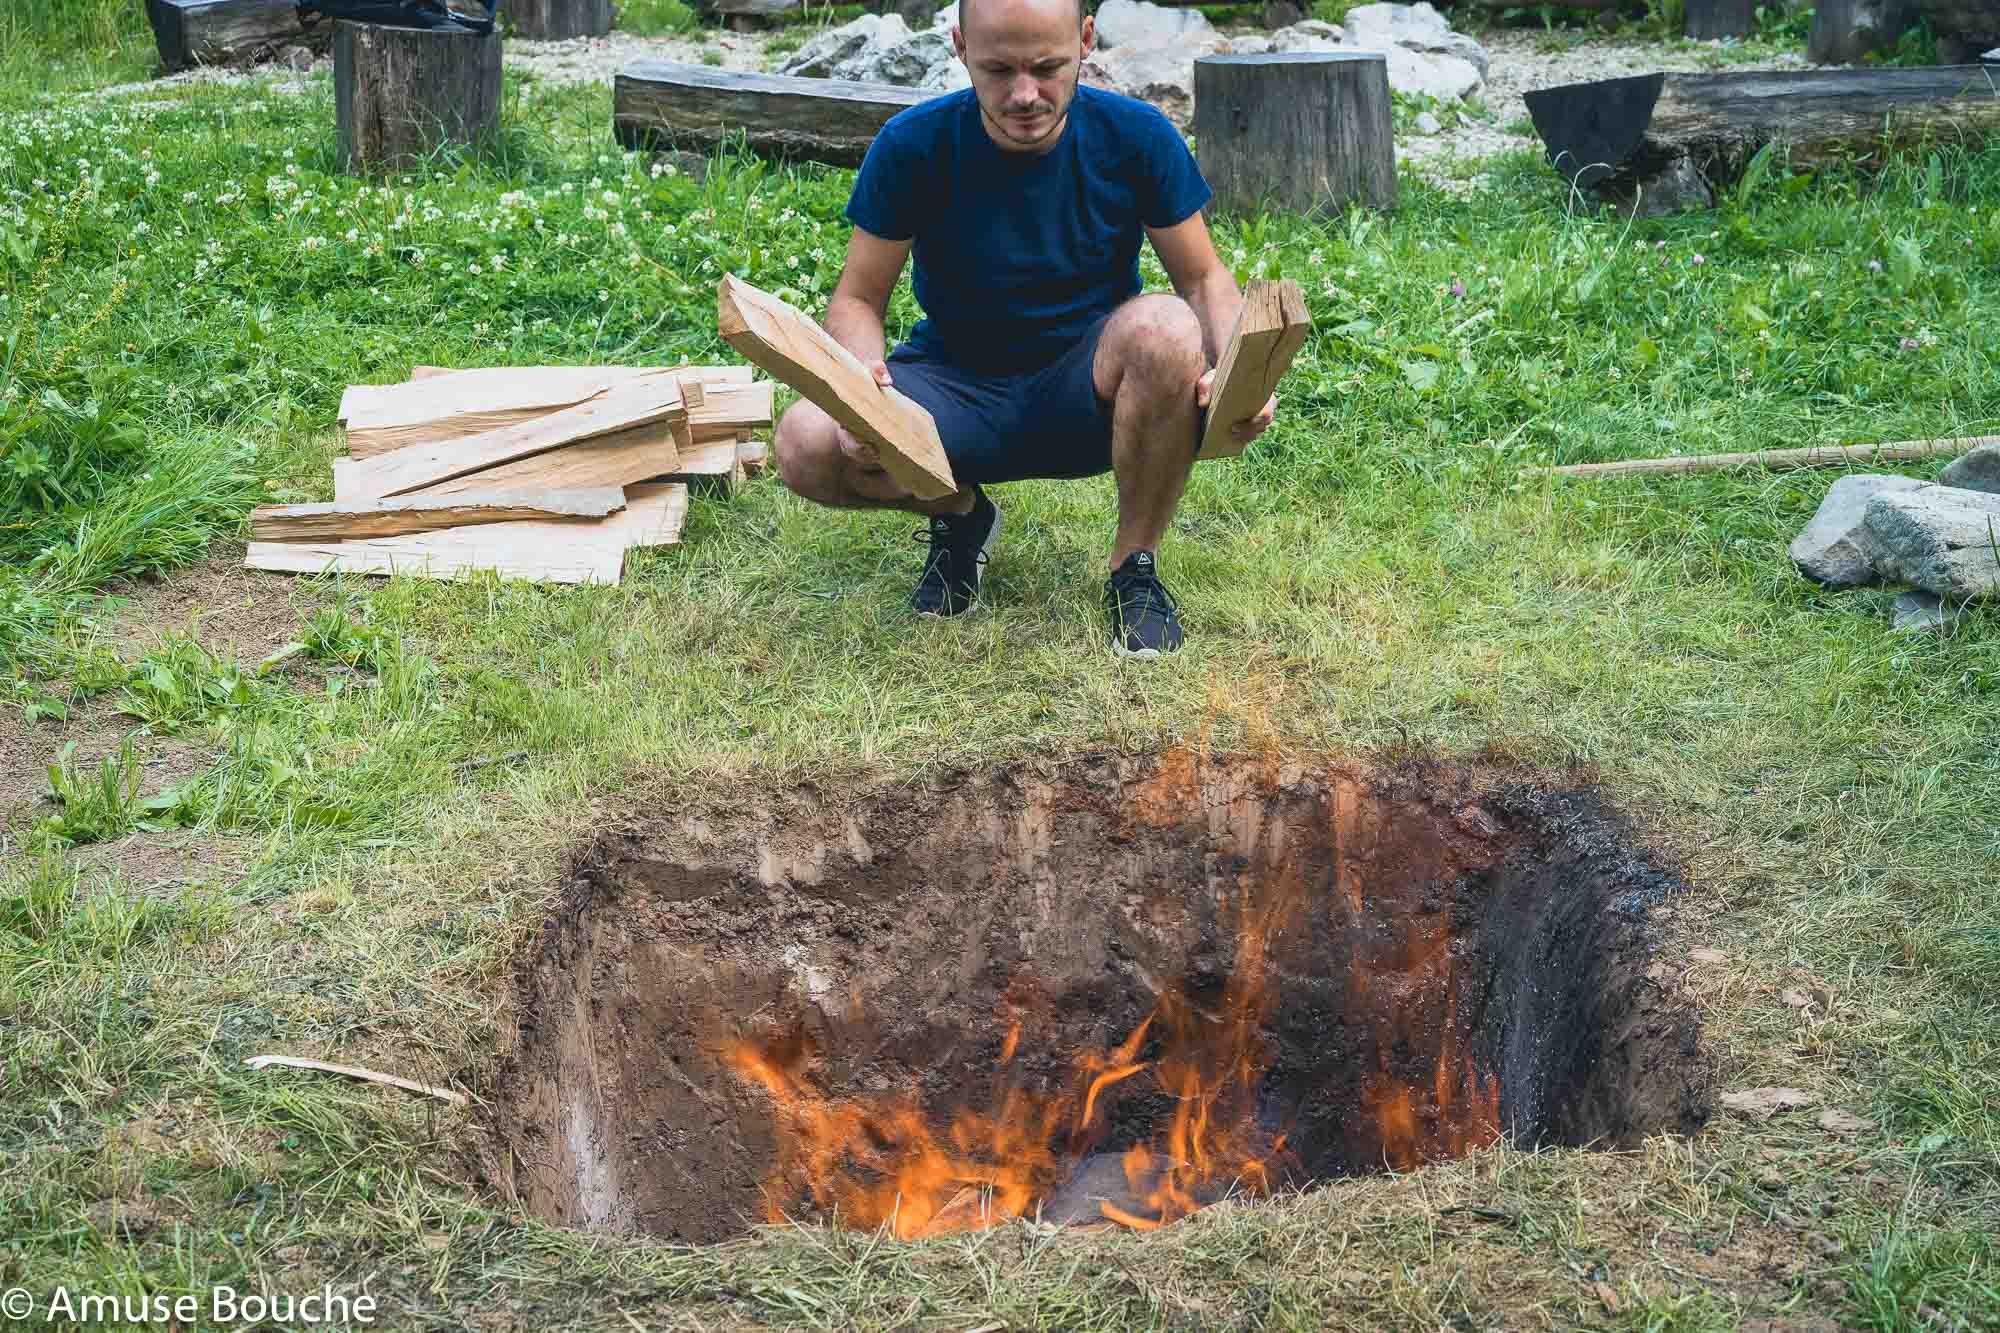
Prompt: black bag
<box><xmin>296</xmin><ymin>0</ymin><xmax>497</xmax><ymax>33</ymax></box>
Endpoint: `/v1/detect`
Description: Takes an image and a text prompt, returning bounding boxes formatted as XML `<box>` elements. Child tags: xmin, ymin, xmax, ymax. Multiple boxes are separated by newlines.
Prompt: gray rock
<box><xmin>778</xmin><ymin>13</ymin><xmax>911</xmax><ymax>80</ymax></box>
<box><xmin>1607</xmin><ymin>154</ymin><xmax>1715</xmax><ymax>219</ymax></box>
<box><xmin>1371</xmin><ymin>44</ymin><xmax>1482</xmax><ymax>100</ymax></box>
<box><xmin>1864</xmin><ymin>485</ymin><xmax>2000</xmax><ymax>600</ymax></box>
<box><xmin>1270</xmin><ymin>21</ymin><xmax>1345</xmax><ymax>54</ymax></box>
<box><xmin>932</xmin><ymin>2</ymin><xmax>956</xmax><ymax>29</ymax></box>
<box><xmin>1343</xmin><ymin>2</ymin><xmax>1488</xmax><ymax>81</ymax></box>
<box><xmin>1414</xmin><ymin>110</ymin><xmax>1441</xmax><ymax>134</ymax></box>
<box><xmin>1092</xmin><ymin>0</ymin><xmax>1215</xmax><ymax>50</ymax></box>
<box><xmin>1891</xmin><ymin>591</ymin><xmax>1965</xmax><ymax>634</ymax></box>
<box><xmin>1790</xmin><ymin>474</ymin><xmax>1926</xmax><ymax>588</ymax></box>
<box><xmin>854</xmin><ymin>28</ymin><xmax>957</xmax><ymax>85</ymax></box>
<box><xmin>1229</xmin><ymin>34</ymin><xmax>1276</xmax><ymax>54</ymax></box>
<box><xmin>1938</xmin><ymin>443</ymin><xmax>2000</xmax><ymax>495</ymax></box>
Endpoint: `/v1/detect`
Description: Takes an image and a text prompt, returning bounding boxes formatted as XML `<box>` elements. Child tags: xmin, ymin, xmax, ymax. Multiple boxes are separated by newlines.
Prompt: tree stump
<box><xmin>1807</xmin><ymin>0</ymin><xmax>1910</xmax><ymax>64</ymax></box>
<box><xmin>334</xmin><ymin>21</ymin><xmax>503</xmax><ymax>174</ymax></box>
<box><xmin>1192</xmin><ymin>53</ymin><xmax>1396</xmax><ymax>219</ymax></box>
<box><xmin>1684</xmin><ymin>0</ymin><xmax>1755</xmax><ymax>39</ymax></box>
<box><xmin>508</xmin><ymin>0</ymin><xmax>612</xmax><ymax>40</ymax></box>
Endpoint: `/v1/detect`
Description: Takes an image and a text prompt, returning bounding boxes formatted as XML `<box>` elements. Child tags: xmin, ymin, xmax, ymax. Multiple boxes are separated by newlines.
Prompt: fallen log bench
<box><xmin>612</xmin><ymin>62</ymin><xmax>932</xmax><ymax>167</ymax></box>
<box><xmin>1525</xmin><ymin>66</ymin><xmax>2000</xmax><ymax>216</ymax></box>
<box><xmin>509</xmin><ymin>0</ymin><xmax>612</xmax><ymax>40</ymax></box>
<box><xmin>146</xmin><ymin>0</ymin><xmax>318</xmax><ymax>72</ymax></box>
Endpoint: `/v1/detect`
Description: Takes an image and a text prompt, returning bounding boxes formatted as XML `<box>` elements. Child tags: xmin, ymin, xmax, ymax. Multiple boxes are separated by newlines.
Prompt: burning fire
<box><xmin>725</xmin><ymin>860</ymin><xmax>1501</xmax><ymax>1237</ymax></box>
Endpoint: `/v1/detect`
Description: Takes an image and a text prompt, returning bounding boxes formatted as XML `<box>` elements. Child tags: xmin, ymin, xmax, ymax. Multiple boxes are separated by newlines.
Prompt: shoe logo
<box><xmin>1134</xmin><ymin>552</ymin><xmax>1153</xmax><ymax>569</ymax></box>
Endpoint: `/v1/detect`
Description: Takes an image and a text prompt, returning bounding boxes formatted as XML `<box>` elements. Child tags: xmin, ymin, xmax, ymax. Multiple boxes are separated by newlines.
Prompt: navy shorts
<box><xmin>883</xmin><ymin>314</ymin><xmax>1116</xmax><ymax>486</ymax></box>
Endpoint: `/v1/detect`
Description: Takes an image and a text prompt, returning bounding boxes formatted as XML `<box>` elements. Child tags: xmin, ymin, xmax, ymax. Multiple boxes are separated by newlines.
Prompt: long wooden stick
<box><xmin>243</xmin><ymin>1054</ymin><xmax>468</xmax><ymax>1106</ymax></box>
<box><xmin>1523</xmin><ymin>435</ymin><xmax>1997</xmax><ymax>479</ymax></box>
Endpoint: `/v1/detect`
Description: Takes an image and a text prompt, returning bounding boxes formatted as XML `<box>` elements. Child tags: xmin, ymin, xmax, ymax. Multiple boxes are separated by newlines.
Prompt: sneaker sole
<box><xmin>1111</xmin><ymin>640</ymin><xmax>1169</xmax><ymax>659</ymax></box>
<box><xmin>915</xmin><ymin>501</ymin><xmax>1002</xmax><ymax>619</ymax></box>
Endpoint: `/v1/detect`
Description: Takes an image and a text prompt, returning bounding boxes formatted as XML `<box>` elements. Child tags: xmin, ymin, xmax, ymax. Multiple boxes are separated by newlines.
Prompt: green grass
<box><xmin>0</xmin><ymin>47</ymin><xmax>1996</xmax><ymax>1333</ymax></box>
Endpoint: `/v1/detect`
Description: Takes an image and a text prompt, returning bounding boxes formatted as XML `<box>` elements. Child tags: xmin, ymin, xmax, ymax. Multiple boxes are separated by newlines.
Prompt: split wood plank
<box><xmin>244</xmin><ymin>482</ymin><xmax>687</xmax><ymax>585</ymax></box>
<box><xmin>689</xmin><ymin>380</ymin><xmax>776</xmax><ymax>444</ymax></box>
<box><xmin>1522</xmin><ymin>434</ymin><xmax>1998</xmax><ymax>479</ymax></box>
<box><xmin>341</xmin><ymin>371</ymin><xmax>688</xmax><ymax>501</ymax></box>
<box><xmin>345</xmin><ymin>365</ymin><xmax>750</xmax><ymax>457</ymax></box>
<box><xmin>1197</xmin><ymin>278</ymin><xmax>1312</xmax><ymax>461</ymax></box>
<box><xmin>717</xmin><ymin>273</ymin><xmax>954</xmax><ymax>499</ymax></box>
<box><xmin>409</xmin><ymin>421</ymin><xmax>682</xmax><ymax>498</ymax></box>
<box><xmin>650</xmin><ymin>438</ymin><xmax>746</xmax><ymax>493</ymax></box>
<box><xmin>250</xmin><ymin>488</ymin><xmax>625</xmax><ymax>541</ymax></box>
<box><xmin>623</xmin><ymin>482</ymin><xmax>690</xmax><ymax>548</ymax></box>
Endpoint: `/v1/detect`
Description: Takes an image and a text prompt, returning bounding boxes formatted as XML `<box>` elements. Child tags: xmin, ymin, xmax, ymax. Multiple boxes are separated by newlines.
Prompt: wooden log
<box><xmin>1197</xmin><ymin>280</ymin><xmax>1311</xmax><ymax>462</ymax></box>
<box><xmin>508</xmin><ymin>0</ymin><xmax>613</xmax><ymax>40</ymax></box>
<box><xmin>1521</xmin><ymin>435</ymin><xmax>1997</xmax><ymax>479</ymax></box>
<box><xmin>612</xmin><ymin>62</ymin><xmax>930</xmax><ymax>167</ymax></box>
<box><xmin>249</xmin><ymin>489</ymin><xmax>625</xmax><ymax>541</ymax></box>
<box><xmin>1684</xmin><ymin>0</ymin><xmax>1755</xmax><ymax>39</ymax></box>
<box><xmin>1524</xmin><ymin>67</ymin><xmax>2000</xmax><ymax>216</ymax></box>
<box><xmin>1191</xmin><ymin>53</ymin><xmax>1396</xmax><ymax>219</ymax></box>
<box><xmin>334</xmin><ymin>21</ymin><xmax>503</xmax><ymax>174</ymax></box>
<box><xmin>717</xmin><ymin>274</ymin><xmax>955</xmax><ymax>500</ymax></box>
<box><xmin>342</xmin><ymin>372</ymin><xmax>688</xmax><ymax>501</ymax></box>
<box><xmin>147</xmin><ymin>0</ymin><xmax>312</xmax><ymax>72</ymax></box>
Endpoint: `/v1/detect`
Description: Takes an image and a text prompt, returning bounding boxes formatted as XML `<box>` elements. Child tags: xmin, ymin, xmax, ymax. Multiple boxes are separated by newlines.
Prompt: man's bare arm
<box><xmin>822</xmin><ymin>225</ymin><xmax>913</xmax><ymax>368</ymax></box>
<box><xmin>1145</xmin><ymin>212</ymin><xmax>1241</xmax><ymax>367</ymax></box>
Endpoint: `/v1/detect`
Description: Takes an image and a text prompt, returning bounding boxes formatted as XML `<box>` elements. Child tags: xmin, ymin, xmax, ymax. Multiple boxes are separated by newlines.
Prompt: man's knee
<box><xmin>773</xmin><ymin>400</ymin><xmax>840</xmax><ymax>501</ymax></box>
<box><xmin>1103</xmin><ymin>294</ymin><xmax>1205</xmax><ymax>393</ymax></box>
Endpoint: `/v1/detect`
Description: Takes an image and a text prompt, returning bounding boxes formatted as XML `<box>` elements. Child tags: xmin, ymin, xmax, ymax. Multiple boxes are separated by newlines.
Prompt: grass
<box><xmin>0</xmin><ymin>32</ymin><xmax>1997</xmax><ymax>1333</ymax></box>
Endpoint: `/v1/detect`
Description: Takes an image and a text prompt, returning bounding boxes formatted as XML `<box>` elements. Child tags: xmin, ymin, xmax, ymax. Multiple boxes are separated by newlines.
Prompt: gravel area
<box><xmin>88</xmin><ymin>22</ymin><xmax>1816</xmax><ymax>191</ymax></box>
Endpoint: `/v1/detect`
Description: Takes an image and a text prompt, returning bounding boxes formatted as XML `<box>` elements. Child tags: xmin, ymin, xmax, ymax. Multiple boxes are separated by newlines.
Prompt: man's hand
<box><xmin>834</xmin><ymin>359</ymin><xmax>891</xmax><ymax>469</ymax></box>
<box><xmin>1195</xmin><ymin>368</ymin><xmax>1276</xmax><ymax>446</ymax></box>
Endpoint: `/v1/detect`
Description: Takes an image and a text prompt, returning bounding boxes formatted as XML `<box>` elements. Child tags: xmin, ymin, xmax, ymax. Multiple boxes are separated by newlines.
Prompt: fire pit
<box><xmin>492</xmin><ymin>750</ymin><xmax>1710</xmax><ymax>1243</ymax></box>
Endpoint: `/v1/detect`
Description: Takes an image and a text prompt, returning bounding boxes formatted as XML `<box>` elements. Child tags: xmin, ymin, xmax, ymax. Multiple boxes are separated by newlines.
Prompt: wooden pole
<box><xmin>1684</xmin><ymin>0</ymin><xmax>1755</xmax><ymax>39</ymax></box>
<box><xmin>508</xmin><ymin>0</ymin><xmax>613</xmax><ymax>40</ymax></box>
<box><xmin>1192</xmin><ymin>52</ymin><xmax>1396</xmax><ymax>219</ymax></box>
<box><xmin>1521</xmin><ymin>435</ymin><xmax>1998</xmax><ymax>479</ymax></box>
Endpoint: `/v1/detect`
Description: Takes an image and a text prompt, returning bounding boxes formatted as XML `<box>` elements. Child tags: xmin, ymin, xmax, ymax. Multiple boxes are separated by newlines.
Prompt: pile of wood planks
<box><xmin>246</xmin><ymin>363</ymin><xmax>774</xmax><ymax>585</ymax></box>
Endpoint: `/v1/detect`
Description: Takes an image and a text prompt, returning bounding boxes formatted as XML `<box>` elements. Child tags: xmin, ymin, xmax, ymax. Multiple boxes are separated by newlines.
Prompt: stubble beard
<box><xmin>978</xmin><ymin>73</ymin><xmax>1077</xmax><ymax>150</ymax></box>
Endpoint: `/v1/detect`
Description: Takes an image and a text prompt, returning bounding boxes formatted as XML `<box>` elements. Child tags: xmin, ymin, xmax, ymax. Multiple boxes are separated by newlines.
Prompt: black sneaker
<box><xmin>1105</xmin><ymin>550</ymin><xmax>1184</xmax><ymax>658</ymax></box>
<box><xmin>910</xmin><ymin>487</ymin><xmax>1000</xmax><ymax>617</ymax></box>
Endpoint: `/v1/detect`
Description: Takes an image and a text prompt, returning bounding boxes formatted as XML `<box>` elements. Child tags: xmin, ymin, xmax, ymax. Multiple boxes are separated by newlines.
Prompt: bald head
<box><xmin>956</xmin><ymin>0</ymin><xmax>1085</xmax><ymax>41</ymax></box>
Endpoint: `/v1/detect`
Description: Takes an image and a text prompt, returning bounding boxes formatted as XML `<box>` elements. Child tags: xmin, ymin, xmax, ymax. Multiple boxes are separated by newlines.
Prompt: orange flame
<box><xmin>725</xmin><ymin>846</ymin><xmax>1503</xmax><ymax>1236</ymax></box>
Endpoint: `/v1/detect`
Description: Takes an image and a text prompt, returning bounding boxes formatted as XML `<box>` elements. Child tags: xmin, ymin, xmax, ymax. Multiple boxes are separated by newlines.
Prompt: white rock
<box><xmin>1414</xmin><ymin>110</ymin><xmax>1441</xmax><ymax>134</ymax></box>
<box><xmin>1228</xmin><ymin>34</ymin><xmax>1276</xmax><ymax>54</ymax></box>
<box><xmin>933</xmin><ymin>2</ymin><xmax>957</xmax><ymax>30</ymax></box>
<box><xmin>778</xmin><ymin>13</ymin><xmax>912</xmax><ymax>81</ymax></box>
<box><xmin>1374</xmin><ymin>45</ymin><xmax>1482</xmax><ymax>100</ymax></box>
<box><xmin>1343</xmin><ymin>2</ymin><xmax>1488</xmax><ymax>80</ymax></box>
<box><xmin>1270</xmin><ymin>21</ymin><xmax>1345</xmax><ymax>54</ymax></box>
<box><xmin>920</xmin><ymin>50</ymin><xmax>971</xmax><ymax>90</ymax></box>
<box><xmin>1080</xmin><ymin>34</ymin><xmax>1232</xmax><ymax>126</ymax></box>
<box><xmin>1092</xmin><ymin>0</ymin><xmax>1215</xmax><ymax>51</ymax></box>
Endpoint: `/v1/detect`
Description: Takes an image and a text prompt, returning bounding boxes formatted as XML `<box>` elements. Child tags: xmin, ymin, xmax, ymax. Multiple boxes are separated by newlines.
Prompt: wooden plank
<box><xmin>250</xmin><ymin>488</ymin><xmax>626</xmax><ymax>541</ymax></box>
<box><xmin>649</xmin><ymin>439</ymin><xmax>746</xmax><ymax>494</ymax></box>
<box><xmin>340</xmin><ymin>367</ymin><xmax>618</xmax><ymax>430</ymax></box>
<box><xmin>1197</xmin><ymin>279</ymin><xmax>1312</xmax><ymax>461</ymax></box>
<box><xmin>243</xmin><ymin>485</ymin><xmax>686</xmax><ymax>585</ymax></box>
<box><xmin>411</xmin><ymin>422</ymin><xmax>682</xmax><ymax>498</ymax></box>
<box><xmin>401</xmin><ymin>364</ymin><xmax>755</xmax><ymax>386</ymax></box>
<box><xmin>623</xmin><ymin>483</ymin><xmax>690</xmax><ymax>548</ymax></box>
<box><xmin>341</xmin><ymin>371</ymin><xmax>687</xmax><ymax>501</ymax></box>
<box><xmin>717</xmin><ymin>274</ymin><xmax>955</xmax><ymax>500</ymax></box>
<box><xmin>1522</xmin><ymin>435</ymin><xmax>1999</xmax><ymax>480</ymax></box>
<box><xmin>612</xmin><ymin>61</ymin><xmax>931</xmax><ymax>168</ymax></box>
<box><xmin>689</xmin><ymin>380</ymin><xmax>775</xmax><ymax>444</ymax></box>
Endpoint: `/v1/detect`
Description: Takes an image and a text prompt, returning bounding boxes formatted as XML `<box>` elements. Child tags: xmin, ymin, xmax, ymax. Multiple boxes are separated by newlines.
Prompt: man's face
<box><xmin>952</xmin><ymin>0</ymin><xmax>1094</xmax><ymax>152</ymax></box>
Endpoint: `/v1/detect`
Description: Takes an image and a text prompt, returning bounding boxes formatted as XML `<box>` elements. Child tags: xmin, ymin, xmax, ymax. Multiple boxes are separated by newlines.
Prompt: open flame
<box><xmin>725</xmin><ymin>868</ymin><xmax>1501</xmax><ymax>1238</ymax></box>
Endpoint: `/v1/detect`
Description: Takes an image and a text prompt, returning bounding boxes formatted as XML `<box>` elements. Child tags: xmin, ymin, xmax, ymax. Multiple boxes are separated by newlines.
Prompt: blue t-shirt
<box><xmin>845</xmin><ymin>84</ymin><xmax>1212</xmax><ymax>376</ymax></box>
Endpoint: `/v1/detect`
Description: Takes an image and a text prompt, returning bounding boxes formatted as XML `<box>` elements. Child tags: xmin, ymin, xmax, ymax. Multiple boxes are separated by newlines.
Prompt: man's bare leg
<box><xmin>1092</xmin><ymin>294</ymin><xmax>1206</xmax><ymax>571</ymax></box>
<box><xmin>773</xmin><ymin>402</ymin><xmax>975</xmax><ymax>516</ymax></box>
